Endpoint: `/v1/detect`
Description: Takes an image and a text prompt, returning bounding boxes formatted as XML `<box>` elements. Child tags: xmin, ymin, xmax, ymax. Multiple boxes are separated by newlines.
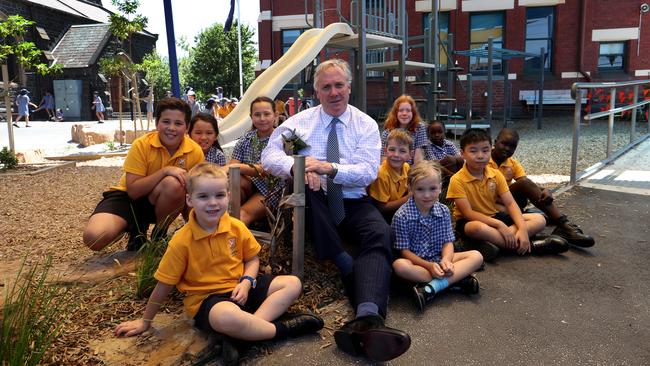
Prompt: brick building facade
<box><xmin>257</xmin><ymin>0</ymin><xmax>650</xmax><ymax>119</ymax></box>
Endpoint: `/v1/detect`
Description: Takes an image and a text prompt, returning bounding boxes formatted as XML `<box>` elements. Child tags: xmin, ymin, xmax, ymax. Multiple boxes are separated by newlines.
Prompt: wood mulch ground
<box><xmin>0</xmin><ymin>165</ymin><xmax>344</xmax><ymax>365</ymax></box>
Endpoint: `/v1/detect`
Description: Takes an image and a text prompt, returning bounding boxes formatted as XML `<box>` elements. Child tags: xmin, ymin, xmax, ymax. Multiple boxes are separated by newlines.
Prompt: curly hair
<box><xmin>383</xmin><ymin>94</ymin><xmax>422</xmax><ymax>132</ymax></box>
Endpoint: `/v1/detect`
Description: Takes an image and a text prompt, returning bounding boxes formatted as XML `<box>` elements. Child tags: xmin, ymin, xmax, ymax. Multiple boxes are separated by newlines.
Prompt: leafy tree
<box><xmin>108</xmin><ymin>0</ymin><xmax>148</xmax><ymax>57</ymax></box>
<box><xmin>0</xmin><ymin>15</ymin><xmax>61</xmax><ymax>77</ymax></box>
<box><xmin>137</xmin><ymin>51</ymin><xmax>171</xmax><ymax>102</ymax></box>
<box><xmin>186</xmin><ymin>21</ymin><xmax>256</xmax><ymax>100</ymax></box>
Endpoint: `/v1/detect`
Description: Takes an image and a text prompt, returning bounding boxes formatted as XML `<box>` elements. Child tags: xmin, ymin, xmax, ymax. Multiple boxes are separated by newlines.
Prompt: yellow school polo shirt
<box><xmin>487</xmin><ymin>155</ymin><xmax>526</xmax><ymax>185</ymax></box>
<box><xmin>368</xmin><ymin>160</ymin><xmax>410</xmax><ymax>203</ymax></box>
<box><xmin>154</xmin><ymin>211</ymin><xmax>261</xmax><ymax>317</ymax></box>
<box><xmin>111</xmin><ymin>132</ymin><xmax>204</xmax><ymax>191</ymax></box>
<box><xmin>446</xmin><ymin>164</ymin><xmax>510</xmax><ymax>221</ymax></box>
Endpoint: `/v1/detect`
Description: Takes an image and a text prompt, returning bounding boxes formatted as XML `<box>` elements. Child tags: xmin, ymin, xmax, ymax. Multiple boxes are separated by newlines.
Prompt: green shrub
<box><xmin>0</xmin><ymin>257</ymin><xmax>73</xmax><ymax>366</ymax></box>
<box><xmin>135</xmin><ymin>234</ymin><xmax>169</xmax><ymax>299</ymax></box>
<box><xmin>0</xmin><ymin>146</ymin><xmax>18</xmax><ymax>170</ymax></box>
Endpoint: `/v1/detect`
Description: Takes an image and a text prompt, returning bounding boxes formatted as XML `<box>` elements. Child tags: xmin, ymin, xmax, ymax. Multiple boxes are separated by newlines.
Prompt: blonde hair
<box><xmin>408</xmin><ymin>160</ymin><xmax>443</xmax><ymax>189</ymax></box>
<box><xmin>187</xmin><ymin>162</ymin><xmax>228</xmax><ymax>194</ymax></box>
<box><xmin>386</xmin><ymin>129</ymin><xmax>413</xmax><ymax>151</ymax></box>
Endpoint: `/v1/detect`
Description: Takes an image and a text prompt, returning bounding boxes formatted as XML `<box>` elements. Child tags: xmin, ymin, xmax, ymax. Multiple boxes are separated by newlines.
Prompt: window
<box><xmin>525</xmin><ymin>7</ymin><xmax>554</xmax><ymax>72</ymax></box>
<box><xmin>598</xmin><ymin>42</ymin><xmax>625</xmax><ymax>71</ymax></box>
<box><xmin>282</xmin><ymin>29</ymin><xmax>305</xmax><ymax>87</ymax></box>
<box><xmin>469</xmin><ymin>12</ymin><xmax>504</xmax><ymax>72</ymax></box>
<box><xmin>423</xmin><ymin>12</ymin><xmax>450</xmax><ymax>69</ymax></box>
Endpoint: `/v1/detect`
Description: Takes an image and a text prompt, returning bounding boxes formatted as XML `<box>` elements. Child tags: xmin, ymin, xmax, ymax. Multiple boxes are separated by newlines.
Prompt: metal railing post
<box><xmin>292</xmin><ymin>156</ymin><xmax>306</xmax><ymax>279</ymax></box>
<box><xmin>631</xmin><ymin>84</ymin><xmax>639</xmax><ymax>143</ymax></box>
<box><xmin>570</xmin><ymin>88</ymin><xmax>582</xmax><ymax>185</ymax></box>
<box><xmin>229</xmin><ymin>165</ymin><xmax>241</xmax><ymax>219</ymax></box>
<box><xmin>607</xmin><ymin>88</ymin><xmax>616</xmax><ymax>158</ymax></box>
<box><xmin>466</xmin><ymin>74</ymin><xmax>472</xmax><ymax>131</ymax></box>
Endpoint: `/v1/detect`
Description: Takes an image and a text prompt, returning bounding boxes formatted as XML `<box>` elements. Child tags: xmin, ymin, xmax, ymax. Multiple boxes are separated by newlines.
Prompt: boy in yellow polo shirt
<box><xmin>368</xmin><ymin>130</ymin><xmax>413</xmax><ymax>223</ymax></box>
<box><xmin>489</xmin><ymin>128</ymin><xmax>595</xmax><ymax>248</ymax></box>
<box><xmin>446</xmin><ymin>129</ymin><xmax>568</xmax><ymax>261</ymax></box>
<box><xmin>83</xmin><ymin>98</ymin><xmax>204</xmax><ymax>251</ymax></box>
<box><xmin>115</xmin><ymin>163</ymin><xmax>324</xmax><ymax>363</ymax></box>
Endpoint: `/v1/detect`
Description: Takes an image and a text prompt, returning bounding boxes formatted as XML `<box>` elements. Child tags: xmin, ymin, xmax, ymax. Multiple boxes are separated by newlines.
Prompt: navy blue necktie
<box><xmin>327</xmin><ymin>118</ymin><xmax>345</xmax><ymax>224</ymax></box>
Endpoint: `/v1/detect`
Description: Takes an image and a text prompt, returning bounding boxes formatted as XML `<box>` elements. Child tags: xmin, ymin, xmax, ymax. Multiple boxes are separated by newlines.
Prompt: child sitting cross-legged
<box><xmin>446</xmin><ymin>129</ymin><xmax>569</xmax><ymax>262</ymax></box>
<box><xmin>392</xmin><ymin>160</ymin><xmax>484</xmax><ymax>311</ymax></box>
<box><xmin>368</xmin><ymin>129</ymin><xmax>413</xmax><ymax>223</ymax></box>
<box><xmin>115</xmin><ymin>162</ymin><xmax>324</xmax><ymax>364</ymax></box>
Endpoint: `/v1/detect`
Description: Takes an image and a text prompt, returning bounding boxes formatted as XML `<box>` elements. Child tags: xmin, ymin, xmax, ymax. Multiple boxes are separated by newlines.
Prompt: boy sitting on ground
<box><xmin>446</xmin><ymin>129</ymin><xmax>569</xmax><ymax>261</ymax></box>
<box><xmin>115</xmin><ymin>163</ymin><xmax>324</xmax><ymax>364</ymax></box>
<box><xmin>368</xmin><ymin>130</ymin><xmax>413</xmax><ymax>223</ymax></box>
<box><xmin>424</xmin><ymin>120</ymin><xmax>464</xmax><ymax>175</ymax></box>
<box><xmin>83</xmin><ymin>97</ymin><xmax>204</xmax><ymax>251</ymax></box>
<box><xmin>392</xmin><ymin>161</ymin><xmax>483</xmax><ymax>311</ymax></box>
<box><xmin>489</xmin><ymin>128</ymin><xmax>595</xmax><ymax>248</ymax></box>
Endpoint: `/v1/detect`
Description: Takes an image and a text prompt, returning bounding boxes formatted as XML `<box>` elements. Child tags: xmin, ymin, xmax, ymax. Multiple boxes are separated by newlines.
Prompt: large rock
<box><xmin>115</xmin><ymin>129</ymin><xmax>150</xmax><ymax>144</ymax></box>
<box><xmin>71</xmin><ymin>124</ymin><xmax>115</xmax><ymax>147</ymax></box>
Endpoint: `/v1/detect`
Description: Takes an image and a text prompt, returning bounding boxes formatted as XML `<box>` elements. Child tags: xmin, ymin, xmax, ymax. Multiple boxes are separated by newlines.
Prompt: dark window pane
<box><xmin>470</xmin><ymin>12</ymin><xmax>504</xmax><ymax>43</ymax></box>
<box><xmin>525</xmin><ymin>39</ymin><xmax>551</xmax><ymax>69</ymax></box>
<box><xmin>598</xmin><ymin>42</ymin><xmax>625</xmax><ymax>70</ymax></box>
<box><xmin>526</xmin><ymin>7</ymin><xmax>554</xmax><ymax>39</ymax></box>
<box><xmin>282</xmin><ymin>29</ymin><xmax>302</xmax><ymax>54</ymax></box>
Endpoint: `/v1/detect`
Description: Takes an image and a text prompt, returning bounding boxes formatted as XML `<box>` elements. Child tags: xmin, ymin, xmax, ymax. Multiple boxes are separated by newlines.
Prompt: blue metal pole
<box><xmin>163</xmin><ymin>0</ymin><xmax>181</xmax><ymax>97</ymax></box>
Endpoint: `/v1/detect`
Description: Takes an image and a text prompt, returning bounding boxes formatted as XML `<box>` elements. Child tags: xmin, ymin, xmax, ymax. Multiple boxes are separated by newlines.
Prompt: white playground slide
<box><xmin>218</xmin><ymin>22</ymin><xmax>354</xmax><ymax>144</ymax></box>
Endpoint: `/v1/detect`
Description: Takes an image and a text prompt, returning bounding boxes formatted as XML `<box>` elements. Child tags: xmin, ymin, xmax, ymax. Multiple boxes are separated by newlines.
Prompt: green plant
<box><xmin>0</xmin><ymin>146</ymin><xmax>18</xmax><ymax>170</ymax></box>
<box><xmin>135</xmin><ymin>233</ymin><xmax>169</xmax><ymax>299</ymax></box>
<box><xmin>0</xmin><ymin>257</ymin><xmax>72</xmax><ymax>366</ymax></box>
<box><xmin>106</xmin><ymin>140</ymin><xmax>117</xmax><ymax>151</ymax></box>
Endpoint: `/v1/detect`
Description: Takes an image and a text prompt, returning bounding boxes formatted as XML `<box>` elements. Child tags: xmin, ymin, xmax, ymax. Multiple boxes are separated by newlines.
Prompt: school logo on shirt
<box><xmin>177</xmin><ymin>158</ymin><xmax>186</xmax><ymax>169</ymax></box>
<box><xmin>488</xmin><ymin>178</ymin><xmax>497</xmax><ymax>193</ymax></box>
<box><xmin>228</xmin><ymin>237</ymin><xmax>237</xmax><ymax>256</ymax></box>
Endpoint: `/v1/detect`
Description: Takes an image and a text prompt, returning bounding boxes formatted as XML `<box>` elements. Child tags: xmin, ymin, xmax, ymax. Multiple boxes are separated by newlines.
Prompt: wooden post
<box><xmin>132</xmin><ymin>72</ymin><xmax>143</xmax><ymax>131</ymax></box>
<box><xmin>229</xmin><ymin>165</ymin><xmax>241</xmax><ymax>219</ymax></box>
<box><xmin>118</xmin><ymin>77</ymin><xmax>124</xmax><ymax>145</ymax></box>
<box><xmin>292</xmin><ymin>155</ymin><xmax>305</xmax><ymax>279</ymax></box>
<box><xmin>2</xmin><ymin>64</ymin><xmax>15</xmax><ymax>153</ymax></box>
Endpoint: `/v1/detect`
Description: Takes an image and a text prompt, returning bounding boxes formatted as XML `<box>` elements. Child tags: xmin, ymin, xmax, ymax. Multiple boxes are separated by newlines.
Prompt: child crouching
<box><xmin>392</xmin><ymin>161</ymin><xmax>483</xmax><ymax>311</ymax></box>
<box><xmin>115</xmin><ymin>162</ymin><xmax>323</xmax><ymax>363</ymax></box>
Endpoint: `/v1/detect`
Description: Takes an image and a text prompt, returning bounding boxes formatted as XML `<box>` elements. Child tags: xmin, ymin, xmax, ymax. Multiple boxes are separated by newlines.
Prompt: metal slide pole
<box><xmin>292</xmin><ymin>155</ymin><xmax>305</xmax><ymax>279</ymax></box>
<box><xmin>537</xmin><ymin>47</ymin><xmax>545</xmax><ymax>129</ymax></box>
<box><xmin>163</xmin><ymin>0</ymin><xmax>181</xmax><ymax>97</ymax></box>
<box><xmin>570</xmin><ymin>88</ymin><xmax>582</xmax><ymax>185</ymax></box>
<box><xmin>447</xmin><ymin>33</ymin><xmax>454</xmax><ymax>118</ymax></box>
<box><xmin>357</xmin><ymin>0</ymin><xmax>367</xmax><ymax>112</ymax></box>
<box><xmin>432</xmin><ymin>0</ymin><xmax>439</xmax><ymax>119</ymax></box>
<box><xmin>466</xmin><ymin>74</ymin><xmax>472</xmax><ymax>131</ymax></box>
<box><xmin>487</xmin><ymin>38</ymin><xmax>493</xmax><ymax>130</ymax></box>
<box><xmin>503</xmin><ymin>58</ymin><xmax>508</xmax><ymax>128</ymax></box>
<box><xmin>631</xmin><ymin>85</ymin><xmax>639</xmax><ymax>142</ymax></box>
<box><xmin>237</xmin><ymin>0</ymin><xmax>244</xmax><ymax>98</ymax></box>
<box><xmin>607</xmin><ymin>88</ymin><xmax>615</xmax><ymax>158</ymax></box>
<box><xmin>398</xmin><ymin>0</ymin><xmax>406</xmax><ymax>96</ymax></box>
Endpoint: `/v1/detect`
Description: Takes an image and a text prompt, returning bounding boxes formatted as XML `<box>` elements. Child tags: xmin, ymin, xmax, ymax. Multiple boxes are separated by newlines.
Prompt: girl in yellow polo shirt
<box><xmin>82</xmin><ymin>97</ymin><xmax>204</xmax><ymax>251</ymax></box>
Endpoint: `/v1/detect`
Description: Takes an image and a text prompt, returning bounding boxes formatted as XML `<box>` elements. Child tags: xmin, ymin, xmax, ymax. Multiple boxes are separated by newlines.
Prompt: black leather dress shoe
<box><xmin>334</xmin><ymin>315</ymin><xmax>411</xmax><ymax>362</ymax></box>
<box><xmin>552</xmin><ymin>221</ymin><xmax>595</xmax><ymax>247</ymax></box>
<box><xmin>531</xmin><ymin>235</ymin><xmax>569</xmax><ymax>255</ymax></box>
<box><xmin>279</xmin><ymin>312</ymin><xmax>324</xmax><ymax>338</ymax></box>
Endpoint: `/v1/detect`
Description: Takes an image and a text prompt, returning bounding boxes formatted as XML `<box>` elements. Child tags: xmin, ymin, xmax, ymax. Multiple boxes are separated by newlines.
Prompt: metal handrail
<box><xmin>570</xmin><ymin>79</ymin><xmax>650</xmax><ymax>184</ymax></box>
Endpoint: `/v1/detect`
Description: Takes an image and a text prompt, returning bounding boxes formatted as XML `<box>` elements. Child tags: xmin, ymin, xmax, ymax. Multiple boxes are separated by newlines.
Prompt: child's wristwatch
<box><xmin>239</xmin><ymin>275</ymin><xmax>257</xmax><ymax>288</ymax></box>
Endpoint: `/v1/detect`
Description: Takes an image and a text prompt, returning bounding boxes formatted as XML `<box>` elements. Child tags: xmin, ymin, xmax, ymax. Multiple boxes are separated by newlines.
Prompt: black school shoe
<box><xmin>552</xmin><ymin>221</ymin><xmax>595</xmax><ymax>247</ymax></box>
<box><xmin>452</xmin><ymin>275</ymin><xmax>480</xmax><ymax>295</ymax></box>
<box><xmin>277</xmin><ymin>312</ymin><xmax>324</xmax><ymax>338</ymax></box>
<box><xmin>334</xmin><ymin>315</ymin><xmax>411</xmax><ymax>362</ymax></box>
<box><xmin>412</xmin><ymin>283</ymin><xmax>436</xmax><ymax>311</ymax></box>
<box><xmin>530</xmin><ymin>235</ymin><xmax>569</xmax><ymax>255</ymax></box>
<box><xmin>221</xmin><ymin>336</ymin><xmax>239</xmax><ymax>366</ymax></box>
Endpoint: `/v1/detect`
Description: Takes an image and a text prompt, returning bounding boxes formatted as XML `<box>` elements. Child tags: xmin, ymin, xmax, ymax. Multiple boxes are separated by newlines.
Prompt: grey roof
<box><xmin>26</xmin><ymin>0</ymin><xmax>111</xmax><ymax>23</ymax></box>
<box><xmin>51</xmin><ymin>23</ymin><xmax>111</xmax><ymax>68</ymax></box>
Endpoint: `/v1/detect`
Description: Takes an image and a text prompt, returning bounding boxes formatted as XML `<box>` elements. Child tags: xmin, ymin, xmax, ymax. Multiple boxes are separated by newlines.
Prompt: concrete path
<box><xmin>256</xmin><ymin>138</ymin><xmax>650</xmax><ymax>365</ymax></box>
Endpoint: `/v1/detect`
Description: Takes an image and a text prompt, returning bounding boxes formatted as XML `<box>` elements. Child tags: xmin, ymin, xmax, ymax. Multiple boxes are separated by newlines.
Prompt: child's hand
<box><xmin>515</xmin><ymin>229</ymin><xmax>531</xmax><ymax>255</ymax></box>
<box><xmin>164</xmin><ymin>166</ymin><xmax>188</xmax><ymax>187</ymax></box>
<box><xmin>498</xmin><ymin>224</ymin><xmax>516</xmax><ymax>249</ymax></box>
<box><xmin>428</xmin><ymin>262</ymin><xmax>446</xmax><ymax>278</ymax></box>
<box><xmin>230</xmin><ymin>281</ymin><xmax>251</xmax><ymax>305</ymax></box>
<box><xmin>114</xmin><ymin>319</ymin><xmax>150</xmax><ymax>337</ymax></box>
<box><xmin>439</xmin><ymin>259</ymin><xmax>454</xmax><ymax>276</ymax></box>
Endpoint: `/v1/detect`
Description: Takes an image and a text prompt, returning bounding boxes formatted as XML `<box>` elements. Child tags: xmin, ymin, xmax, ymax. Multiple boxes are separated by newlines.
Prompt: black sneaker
<box><xmin>221</xmin><ymin>336</ymin><xmax>239</xmax><ymax>366</ymax></box>
<box><xmin>552</xmin><ymin>222</ymin><xmax>595</xmax><ymax>247</ymax></box>
<box><xmin>459</xmin><ymin>238</ymin><xmax>500</xmax><ymax>262</ymax></box>
<box><xmin>126</xmin><ymin>227</ymin><xmax>147</xmax><ymax>251</ymax></box>
<box><xmin>530</xmin><ymin>235</ymin><xmax>569</xmax><ymax>255</ymax></box>
<box><xmin>277</xmin><ymin>312</ymin><xmax>324</xmax><ymax>338</ymax></box>
<box><xmin>453</xmin><ymin>275</ymin><xmax>480</xmax><ymax>295</ymax></box>
<box><xmin>412</xmin><ymin>283</ymin><xmax>436</xmax><ymax>311</ymax></box>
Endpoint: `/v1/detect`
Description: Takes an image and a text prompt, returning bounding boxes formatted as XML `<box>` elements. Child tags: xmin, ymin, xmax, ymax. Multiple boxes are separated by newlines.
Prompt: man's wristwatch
<box><xmin>329</xmin><ymin>162</ymin><xmax>339</xmax><ymax>178</ymax></box>
<box><xmin>239</xmin><ymin>275</ymin><xmax>257</xmax><ymax>288</ymax></box>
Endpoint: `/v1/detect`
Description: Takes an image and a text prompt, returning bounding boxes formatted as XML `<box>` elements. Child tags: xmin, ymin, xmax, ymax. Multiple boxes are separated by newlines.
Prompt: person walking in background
<box><xmin>13</xmin><ymin>88</ymin><xmax>37</xmax><ymax>128</ymax></box>
<box><xmin>92</xmin><ymin>91</ymin><xmax>105</xmax><ymax>123</ymax></box>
